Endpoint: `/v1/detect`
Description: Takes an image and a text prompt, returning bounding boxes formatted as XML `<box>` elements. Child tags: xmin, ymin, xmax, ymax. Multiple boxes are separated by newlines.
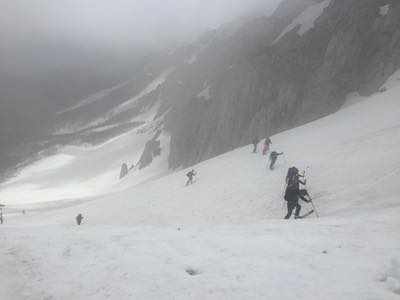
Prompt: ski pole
<box><xmin>310</xmin><ymin>200</ymin><xmax>319</xmax><ymax>218</ymax></box>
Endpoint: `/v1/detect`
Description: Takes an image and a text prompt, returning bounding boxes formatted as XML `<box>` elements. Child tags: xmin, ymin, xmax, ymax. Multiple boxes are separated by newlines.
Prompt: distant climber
<box><xmin>269</xmin><ymin>151</ymin><xmax>283</xmax><ymax>170</ymax></box>
<box><xmin>76</xmin><ymin>213</ymin><xmax>84</xmax><ymax>225</ymax></box>
<box><xmin>262</xmin><ymin>137</ymin><xmax>272</xmax><ymax>155</ymax></box>
<box><xmin>284</xmin><ymin>167</ymin><xmax>311</xmax><ymax>219</ymax></box>
<box><xmin>252</xmin><ymin>136</ymin><xmax>259</xmax><ymax>153</ymax></box>
<box><xmin>120</xmin><ymin>163</ymin><xmax>129</xmax><ymax>179</ymax></box>
<box><xmin>0</xmin><ymin>204</ymin><xmax>4</xmax><ymax>224</ymax></box>
<box><xmin>186</xmin><ymin>170</ymin><xmax>197</xmax><ymax>186</ymax></box>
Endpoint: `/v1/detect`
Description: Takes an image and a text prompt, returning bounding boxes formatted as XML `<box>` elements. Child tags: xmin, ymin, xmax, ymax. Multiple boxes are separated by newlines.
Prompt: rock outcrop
<box><xmin>137</xmin><ymin>130</ymin><xmax>162</xmax><ymax>169</ymax></box>
<box><xmin>119</xmin><ymin>163</ymin><xmax>129</xmax><ymax>179</ymax></box>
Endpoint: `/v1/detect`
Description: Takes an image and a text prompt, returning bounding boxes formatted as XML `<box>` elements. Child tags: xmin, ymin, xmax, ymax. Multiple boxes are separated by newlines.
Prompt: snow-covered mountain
<box><xmin>165</xmin><ymin>0</ymin><xmax>400</xmax><ymax>168</ymax></box>
<box><xmin>1</xmin><ymin>67</ymin><xmax>400</xmax><ymax>300</ymax></box>
<box><xmin>2</xmin><ymin>1</ymin><xmax>400</xmax><ymax>299</ymax></box>
<box><xmin>1</xmin><ymin>0</ymin><xmax>399</xmax><ymax>200</ymax></box>
<box><xmin>23</xmin><ymin>0</ymin><xmax>398</xmax><ymax>177</ymax></box>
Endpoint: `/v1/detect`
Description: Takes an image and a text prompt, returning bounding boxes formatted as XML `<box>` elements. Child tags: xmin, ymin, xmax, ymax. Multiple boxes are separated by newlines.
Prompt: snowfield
<box><xmin>54</xmin><ymin>68</ymin><xmax>174</xmax><ymax>136</ymax></box>
<box><xmin>1</xmin><ymin>75</ymin><xmax>400</xmax><ymax>299</ymax></box>
<box><xmin>110</xmin><ymin>68</ymin><xmax>175</xmax><ymax>117</ymax></box>
<box><xmin>0</xmin><ymin>127</ymin><xmax>170</xmax><ymax>205</ymax></box>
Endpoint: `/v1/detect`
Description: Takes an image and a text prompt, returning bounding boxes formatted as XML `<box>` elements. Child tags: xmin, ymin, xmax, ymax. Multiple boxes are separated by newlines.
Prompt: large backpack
<box><xmin>286</xmin><ymin>167</ymin><xmax>299</xmax><ymax>189</ymax></box>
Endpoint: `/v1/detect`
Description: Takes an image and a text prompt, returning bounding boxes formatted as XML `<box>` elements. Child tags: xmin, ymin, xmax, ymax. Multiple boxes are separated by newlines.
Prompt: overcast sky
<box><xmin>0</xmin><ymin>0</ymin><xmax>282</xmax><ymax>142</ymax></box>
<box><xmin>1</xmin><ymin>0</ymin><xmax>281</xmax><ymax>50</ymax></box>
<box><xmin>0</xmin><ymin>0</ymin><xmax>283</xmax><ymax>162</ymax></box>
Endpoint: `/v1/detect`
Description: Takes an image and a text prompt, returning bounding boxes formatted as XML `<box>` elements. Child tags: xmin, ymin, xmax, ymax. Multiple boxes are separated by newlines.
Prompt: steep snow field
<box><xmin>0</xmin><ymin>129</ymin><xmax>170</xmax><ymax>206</ymax></box>
<box><xmin>1</xmin><ymin>75</ymin><xmax>400</xmax><ymax>299</ymax></box>
<box><xmin>110</xmin><ymin>68</ymin><xmax>175</xmax><ymax>116</ymax></box>
<box><xmin>54</xmin><ymin>68</ymin><xmax>174</xmax><ymax>135</ymax></box>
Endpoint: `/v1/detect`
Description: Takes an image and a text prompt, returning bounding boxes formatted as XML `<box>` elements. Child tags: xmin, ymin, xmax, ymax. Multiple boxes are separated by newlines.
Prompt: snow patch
<box><xmin>57</xmin><ymin>81</ymin><xmax>129</xmax><ymax>115</ymax></box>
<box><xmin>90</xmin><ymin>124</ymin><xmax>122</xmax><ymax>133</ymax></box>
<box><xmin>273</xmin><ymin>0</ymin><xmax>331</xmax><ymax>44</ymax></box>
<box><xmin>111</xmin><ymin>68</ymin><xmax>174</xmax><ymax>116</ymax></box>
<box><xmin>5</xmin><ymin>154</ymin><xmax>75</xmax><ymax>184</ymax></box>
<box><xmin>53</xmin><ymin>123</ymin><xmax>84</xmax><ymax>135</ymax></box>
<box><xmin>185</xmin><ymin>54</ymin><xmax>197</xmax><ymax>64</ymax></box>
<box><xmin>380</xmin><ymin>4</ymin><xmax>390</xmax><ymax>16</ymax></box>
<box><xmin>197</xmin><ymin>86</ymin><xmax>211</xmax><ymax>100</ymax></box>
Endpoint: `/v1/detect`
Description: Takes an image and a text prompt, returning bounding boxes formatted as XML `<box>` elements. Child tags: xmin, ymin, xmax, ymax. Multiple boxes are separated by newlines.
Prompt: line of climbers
<box><xmin>184</xmin><ymin>136</ymin><xmax>317</xmax><ymax>219</ymax></box>
<box><xmin>111</xmin><ymin>135</ymin><xmax>316</xmax><ymax>224</ymax></box>
<box><xmin>252</xmin><ymin>136</ymin><xmax>284</xmax><ymax>170</ymax></box>
<box><xmin>254</xmin><ymin>136</ymin><xmax>316</xmax><ymax>219</ymax></box>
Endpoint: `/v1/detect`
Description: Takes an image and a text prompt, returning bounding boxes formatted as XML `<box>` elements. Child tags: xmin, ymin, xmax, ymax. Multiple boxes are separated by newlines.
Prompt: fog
<box><xmin>0</xmin><ymin>0</ymin><xmax>281</xmax><ymax>157</ymax></box>
<box><xmin>1</xmin><ymin>0</ymin><xmax>281</xmax><ymax>49</ymax></box>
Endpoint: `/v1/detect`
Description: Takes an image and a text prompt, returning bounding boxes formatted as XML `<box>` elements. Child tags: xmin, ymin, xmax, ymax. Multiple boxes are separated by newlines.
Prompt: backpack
<box><xmin>286</xmin><ymin>167</ymin><xmax>299</xmax><ymax>189</ymax></box>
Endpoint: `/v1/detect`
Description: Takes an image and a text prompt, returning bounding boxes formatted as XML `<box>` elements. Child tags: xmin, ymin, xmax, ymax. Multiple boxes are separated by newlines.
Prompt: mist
<box><xmin>0</xmin><ymin>0</ymin><xmax>280</xmax><ymax>137</ymax></box>
<box><xmin>1</xmin><ymin>0</ymin><xmax>281</xmax><ymax>50</ymax></box>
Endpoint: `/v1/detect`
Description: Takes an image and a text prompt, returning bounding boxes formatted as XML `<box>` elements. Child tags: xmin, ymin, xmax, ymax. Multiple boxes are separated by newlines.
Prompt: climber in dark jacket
<box><xmin>286</xmin><ymin>167</ymin><xmax>305</xmax><ymax>189</ymax></box>
<box><xmin>186</xmin><ymin>170</ymin><xmax>197</xmax><ymax>186</ymax></box>
<box><xmin>284</xmin><ymin>170</ymin><xmax>310</xmax><ymax>219</ymax></box>
<box><xmin>76</xmin><ymin>213</ymin><xmax>84</xmax><ymax>225</ymax></box>
<box><xmin>269</xmin><ymin>151</ymin><xmax>283</xmax><ymax>170</ymax></box>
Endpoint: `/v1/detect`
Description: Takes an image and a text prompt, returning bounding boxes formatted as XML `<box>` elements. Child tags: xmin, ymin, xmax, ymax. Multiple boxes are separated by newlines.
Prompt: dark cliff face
<box><xmin>137</xmin><ymin>130</ymin><xmax>162</xmax><ymax>170</ymax></box>
<box><xmin>162</xmin><ymin>0</ymin><xmax>400</xmax><ymax>169</ymax></box>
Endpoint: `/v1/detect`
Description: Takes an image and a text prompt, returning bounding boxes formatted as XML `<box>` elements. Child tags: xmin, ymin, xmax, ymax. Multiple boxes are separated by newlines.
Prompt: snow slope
<box><xmin>54</xmin><ymin>68</ymin><xmax>173</xmax><ymax>135</ymax></box>
<box><xmin>110</xmin><ymin>68</ymin><xmax>175</xmax><ymax>116</ymax></box>
<box><xmin>0</xmin><ymin>128</ymin><xmax>170</xmax><ymax>206</ymax></box>
<box><xmin>1</xmin><ymin>75</ymin><xmax>400</xmax><ymax>299</ymax></box>
<box><xmin>56</xmin><ymin>81</ymin><xmax>130</xmax><ymax>116</ymax></box>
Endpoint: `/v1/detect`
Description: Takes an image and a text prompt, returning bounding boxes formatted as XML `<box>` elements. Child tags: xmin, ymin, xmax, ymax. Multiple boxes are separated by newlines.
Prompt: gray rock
<box><xmin>138</xmin><ymin>130</ymin><xmax>162</xmax><ymax>169</ymax></box>
<box><xmin>119</xmin><ymin>163</ymin><xmax>129</xmax><ymax>179</ymax></box>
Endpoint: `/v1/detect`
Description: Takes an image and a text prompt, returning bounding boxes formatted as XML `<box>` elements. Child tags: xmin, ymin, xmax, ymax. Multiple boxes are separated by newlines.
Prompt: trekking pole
<box><xmin>309</xmin><ymin>199</ymin><xmax>319</xmax><ymax>218</ymax></box>
<box><xmin>303</xmin><ymin>168</ymin><xmax>319</xmax><ymax>218</ymax></box>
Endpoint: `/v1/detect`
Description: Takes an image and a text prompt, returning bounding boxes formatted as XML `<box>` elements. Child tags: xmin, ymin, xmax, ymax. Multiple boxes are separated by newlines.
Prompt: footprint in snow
<box><xmin>186</xmin><ymin>267</ymin><xmax>201</xmax><ymax>276</ymax></box>
<box><xmin>379</xmin><ymin>258</ymin><xmax>400</xmax><ymax>295</ymax></box>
